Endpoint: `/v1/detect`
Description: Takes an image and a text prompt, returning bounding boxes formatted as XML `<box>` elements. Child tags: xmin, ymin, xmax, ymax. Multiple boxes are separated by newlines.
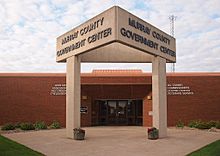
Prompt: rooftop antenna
<box><xmin>169</xmin><ymin>15</ymin><xmax>177</xmax><ymax>72</ymax></box>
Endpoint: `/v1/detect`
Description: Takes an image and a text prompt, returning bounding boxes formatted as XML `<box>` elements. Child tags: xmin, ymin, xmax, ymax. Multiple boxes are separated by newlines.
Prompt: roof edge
<box><xmin>0</xmin><ymin>72</ymin><xmax>220</xmax><ymax>77</ymax></box>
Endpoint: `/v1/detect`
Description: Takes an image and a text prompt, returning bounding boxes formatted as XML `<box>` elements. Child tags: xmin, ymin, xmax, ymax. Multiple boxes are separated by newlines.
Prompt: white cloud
<box><xmin>0</xmin><ymin>0</ymin><xmax>220</xmax><ymax>73</ymax></box>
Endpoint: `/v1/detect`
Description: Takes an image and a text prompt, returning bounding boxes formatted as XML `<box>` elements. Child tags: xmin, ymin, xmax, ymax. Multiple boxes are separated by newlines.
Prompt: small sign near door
<box><xmin>80</xmin><ymin>106</ymin><xmax>88</xmax><ymax>114</ymax></box>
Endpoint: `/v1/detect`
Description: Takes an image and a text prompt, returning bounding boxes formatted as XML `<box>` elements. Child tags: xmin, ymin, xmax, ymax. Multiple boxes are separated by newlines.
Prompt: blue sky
<box><xmin>0</xmin><ymin>0</ymin><xmax>220</xmax><ymax>73</ymax></box>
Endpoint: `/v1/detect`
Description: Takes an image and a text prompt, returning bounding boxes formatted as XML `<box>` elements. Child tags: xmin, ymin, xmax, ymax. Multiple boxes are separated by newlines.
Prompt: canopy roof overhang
<box><xmin>56</xmin><ymin>6</ymin><xmax>176</xmax><ymax>63</ymax></box>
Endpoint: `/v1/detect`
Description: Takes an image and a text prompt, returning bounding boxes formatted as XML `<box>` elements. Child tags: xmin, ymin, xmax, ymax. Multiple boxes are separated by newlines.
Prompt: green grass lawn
<box><xmin>187</xmin><ymin>140</ymin><xmax>220</xmax><ymax>156</ymax></box>
<box><xmin>0</xmin><ymin>135</ymin><xmax>44</xmax><ymax>156</ymax></box>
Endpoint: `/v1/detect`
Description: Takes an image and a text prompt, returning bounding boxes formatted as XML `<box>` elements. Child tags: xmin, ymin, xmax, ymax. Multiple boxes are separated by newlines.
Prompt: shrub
<box><xmin>215</xmin><ymin>121</ymin><xmax>220</xmax><ymax>129</ymax></box>
<box><xmin>1</xmin><ymin>123</ymin><xmax>15</xmax><ymax>130</ymax></box>
<box><xmin>14</xmin><ymin>122</ymin><xmax>21</xmax><ymax>128</ymax></box>
<box><xmin>196</xmin><ymin>122</ymin><xmax>212</xmax><ymax>129</ymax></box>
<box><xmin>34</xmin><ymin>121</ymin><xmax>47</xmax><ymax>130</ymax></box>
<box><xmin>50</xmin><ymin>121</ymin><xmax>61</xmax><ymax>129</ymax></box>
<box><xmin>20</xmin><ymin>122</ymin><xmax>35</xmax><ymax>130</ymax></box>
<box><xmin>188</xmin><ymin>120</ymin><xmax>220</xmax><ymax>129</ymax></box>
<box><xmin>176</xmin><ymin>120</ymin><xmax>184</xmax><ymax>128</ymax></box>
<box><xmin>188</xmin><ymin>120</ymin><xmax>202</xmax><ymax>128</ymax></box>
<box><xmin>208</xmin><ymin>120</ymin><xmax>217</xmax><ymax>127</ymax></box>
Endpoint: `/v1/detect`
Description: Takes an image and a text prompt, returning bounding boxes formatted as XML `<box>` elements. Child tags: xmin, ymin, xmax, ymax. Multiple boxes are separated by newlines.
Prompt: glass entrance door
<box><xmin>108</xmin><ymin>101</ymin><xmax>117</xmax><ymax>125</ymax></box>
<box><xmin>95</xmin><ymin>99</ymin><xmax>142</xmax><ymax>126</ymax></box>
<box><xmin>107</xmin><ymin>100</ymin><xmax>127</xmax><ymax>125</ymax></box>
<box><xmin>117</xmin><ymin>101</ymin><xmax>127</xmax><ymax>125</ymax></box>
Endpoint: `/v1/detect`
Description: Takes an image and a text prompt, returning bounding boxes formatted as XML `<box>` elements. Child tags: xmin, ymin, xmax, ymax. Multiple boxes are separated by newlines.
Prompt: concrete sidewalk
<box><xmin>3</xmin><ymin>127</ymin><xmax>220</xmax><ymax>156</ymax></box>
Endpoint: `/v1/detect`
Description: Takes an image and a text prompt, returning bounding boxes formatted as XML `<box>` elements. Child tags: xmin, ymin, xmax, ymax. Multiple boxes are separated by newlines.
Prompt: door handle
<box><xmin>116</xmin><ymin>111</ymin><xmax>119</xmax><ymax>117</ymax></box>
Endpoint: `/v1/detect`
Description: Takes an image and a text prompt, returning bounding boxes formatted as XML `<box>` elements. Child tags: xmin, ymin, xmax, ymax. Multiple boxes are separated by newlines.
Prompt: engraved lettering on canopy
<box><xmin>56</xmin><ymin>6</ymin><xmax>176</xmax><ymax>63</ymax></box>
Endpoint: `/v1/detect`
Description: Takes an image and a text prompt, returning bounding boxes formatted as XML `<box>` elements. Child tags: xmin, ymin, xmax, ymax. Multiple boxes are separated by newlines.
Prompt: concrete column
<box><xmin>66</xmin><ymin>55</ymin><xmax>81</xmax><ymax>139</ymax></box>
<box><xmin>152</xmin><ymin>56</ymin><xmax>167</xmax><ymax>138</ymax></box>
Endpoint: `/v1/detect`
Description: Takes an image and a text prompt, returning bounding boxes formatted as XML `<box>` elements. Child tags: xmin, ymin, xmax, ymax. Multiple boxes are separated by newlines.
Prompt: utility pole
<box><xmin>169</xmin><ymin>15</ymin><xmax>177</xmax><ymax>72</ymax></box>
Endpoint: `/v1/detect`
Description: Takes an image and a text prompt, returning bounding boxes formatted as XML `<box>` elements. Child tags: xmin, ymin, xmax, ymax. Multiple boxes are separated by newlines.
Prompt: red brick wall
<box><xmin>143</xmin><ymin>75</ymin><xmax>220</xmax><ymax>127</ymax></box>
<box><xmin>81</xmin><ymin>96</ymin><xmax>92</xmax><ymax>127</ymax></box>
<box><xmin>0</xmin><ymin>76</ymin><xmax>66</xmax><ymax>126</ymax></box>
<box><xmin>0</xmin><ymin>74</ymin><xmax>219</xmax><ymax>127</ymax></box>
<box><xmin>0</xmin><ymin>76</ymin><xmax>152</xmax><ymax>127</ymax></box>
<box><xmin>143</xmin><ymin>92</ymin><xmax>152</xmax><ymax>127</ymax></box>
<box><xmin>82</xmin><ymin>85</ymin><xmax>150</xmax><ymax>100</ymax></box>
<box><xmin>167</xmin><ymin>76</ymin><xmax>220</xmax><ymax>126</ymax></box>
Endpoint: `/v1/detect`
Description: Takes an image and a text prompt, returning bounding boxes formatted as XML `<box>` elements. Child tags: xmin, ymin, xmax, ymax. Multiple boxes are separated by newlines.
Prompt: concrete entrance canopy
<box><xmin>56</xmin><ymin>6</ymin><xmax>176</xmax><ymax>139</ymax></box>
<box><xmin>56</xmin><ymin>6</ymin><xmax>176</xmax><ymax>63</ymax></box>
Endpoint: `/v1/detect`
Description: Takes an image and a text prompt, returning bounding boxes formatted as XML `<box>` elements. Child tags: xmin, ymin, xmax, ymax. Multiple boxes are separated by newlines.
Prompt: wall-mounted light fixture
<box><xmin>147</xmin><ymin>95</ymin><xmax>152</xmax><ymax>100</ymax></box>
<box><xmin>82</xmin><ymin>96</ymin><xmax>87</xmax><ymax>100</ymax></box>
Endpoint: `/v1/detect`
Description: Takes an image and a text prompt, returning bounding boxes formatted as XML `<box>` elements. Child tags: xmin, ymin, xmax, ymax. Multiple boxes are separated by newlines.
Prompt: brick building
<box><xmin>0</xmin><ymin>70</ymin><xmax>219</xmax><ymax>127</ymax></box>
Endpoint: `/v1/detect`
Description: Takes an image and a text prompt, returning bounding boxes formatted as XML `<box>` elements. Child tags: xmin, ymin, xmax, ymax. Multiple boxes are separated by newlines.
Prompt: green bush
<box><xmin>34</xmin><ymin>121</ymin><xmax>47</xmax><ymax>130</ymax></box>
<box><xmin>176</xmin><ymin>120</ymin><xmax>184</xmax><ymax>128</ymax></box>
<box><xmin>1</xmin><ymin>123</ymin><xmax>15</xmax><ymax>130</ymax></box>
<box><xmin>196</xmin><ymin>122</ymin><xmax>212</xmax><ymax>129</ymax></box>
<box><xmin>207</xmin><ymin>120</ymin><xmax>217</xmax><ymax>128</ymax></box>
<box><xmin>215</xmin><ymin>122</ymin><xmax>220</xmax><ymax>129</ymax></box>
<box><xmin>188</xmin><ymin>120</ymin><xmax>201</xmax><ymax>128</ymax></box>
<box><xmin>14</xmin><ymin>122</ymin><xmax>21</xmax><ymax>128</ymax></box>
<box><xmin>50</xmin><ymin>121</ymin><xmax>61</xmax><ymax>129</ymax></box>
<box><xmin>188</xmin><ymin>120</ymin><xmax>220</xmax><ymax>129</ymax></box>
<box><xmin>20</xmin><ymin>122</ymin><xmax>35</xmax><ymax>130</ymax></box>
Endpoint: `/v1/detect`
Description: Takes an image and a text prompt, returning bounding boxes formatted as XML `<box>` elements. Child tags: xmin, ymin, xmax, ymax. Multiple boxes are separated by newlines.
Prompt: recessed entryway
<box><xmin>92</xmin><ymin>100</ymin><xmax>143</xmax><ymax>126</ymax></box>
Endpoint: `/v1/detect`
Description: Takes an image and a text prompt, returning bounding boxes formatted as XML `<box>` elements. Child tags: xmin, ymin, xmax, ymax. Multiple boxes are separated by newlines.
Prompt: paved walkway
<box><xmin>3</xmin><ymin>127</ymin><xmax>220</xmax><ymax>156</ymax></box>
